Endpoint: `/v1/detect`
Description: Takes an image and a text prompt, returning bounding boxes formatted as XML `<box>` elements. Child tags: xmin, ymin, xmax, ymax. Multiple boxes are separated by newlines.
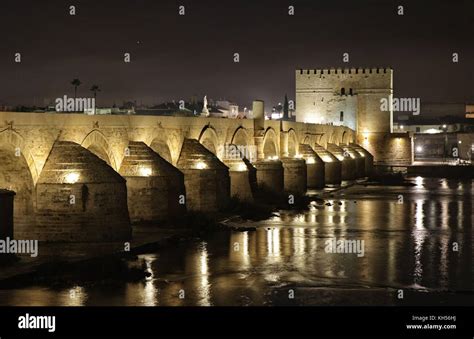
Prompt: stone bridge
<box><xmin>0</xmin><ymin>103</ymin><xmax>372</xmax><ymax>242</ymax></box>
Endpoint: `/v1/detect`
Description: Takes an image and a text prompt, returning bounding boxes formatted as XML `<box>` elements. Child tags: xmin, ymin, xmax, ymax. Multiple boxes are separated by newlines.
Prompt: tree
<box><xmin>90</xmin><ymin>85</ymin><xmax>101</xmax><ymax>114</ymax></box>
<box><xmin>71</xmin><ymin>79</ymin><xmax>81</xmax><ymax>112</ymax></box>
<box><xmin>71</xmin><ymin>79</ymin><xmax>81</xmax><ymax>100</ymax></box>
<box><xmin>283</xmin><ymin>94</ymin><xmax>289</xmax><ymax>120</ymax></box>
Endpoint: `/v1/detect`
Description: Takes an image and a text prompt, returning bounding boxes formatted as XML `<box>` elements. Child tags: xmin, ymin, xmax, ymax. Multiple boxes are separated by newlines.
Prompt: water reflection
<box><xmin>0</xmin><ymin>178</ymin><xmax>471</xmax><ymax>306</ymax></box>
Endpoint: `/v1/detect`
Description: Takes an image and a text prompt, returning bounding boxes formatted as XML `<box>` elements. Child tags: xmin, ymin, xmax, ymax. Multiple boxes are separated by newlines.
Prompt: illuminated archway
<box><xmin>230</xmin><ymin>126</ymin><xmax>249</xmax><ymax>146</ymax></box>
<box><xmin>81</xmin><ymin>130</ymin><xmax>118</xmax><ymax>170</ymax></box>
<box><xmin>287</xmin><ymin>129</ymin><xmax>298</xmax><ymax>157</ymax></box>
<box><xmin>198</xmin><ymin>125</ymin><xmax>219</xmax><ymax>156</ymax></box>
<box><xmin>262</xmin><ymin>128</ymin><xmax>278</xmax><ymax>159</ymax></box>
<box><xmin>0</xmin><ymin>140</ymin><xmax>35</xmax><ymax>235</ymax></box>
<box><xmin>0</xmin><ymin>129</ymin><xmax>38</xmax><ymax>183</ymax></box>
<box><xmin>318</xmin><ymin>133</ymin><xmax>328</xmax><ymax>149</ymax></box>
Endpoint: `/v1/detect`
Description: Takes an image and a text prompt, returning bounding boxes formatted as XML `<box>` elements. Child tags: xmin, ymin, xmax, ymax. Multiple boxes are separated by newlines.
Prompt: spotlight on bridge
<box><xmin>236</xmin><ymin>163</ymin><xmax>247</xmax><ymax>172</ymax></box>
<box><xmin>306</xmin><ymin>157</ymin><xmax>315</xmax><ymax>164</ymax></box>
<box><xmin>139</xmin><ymin>166</ymin><xmax>152</xmax><ymax>177</ymax></box>
<box><xmin>195</xmin><ymin>161</ymin><xmax>207</xmax><ymax>170</ymax></box>
<box><xmin>320</xmin><ymin>155</ymin><xmax>333</xmax><ymax>162</ymax></box>
<box><xmin>64</xmin><ymin>172</ymin><xmax>80</xmax><ymax>184</ymax></box>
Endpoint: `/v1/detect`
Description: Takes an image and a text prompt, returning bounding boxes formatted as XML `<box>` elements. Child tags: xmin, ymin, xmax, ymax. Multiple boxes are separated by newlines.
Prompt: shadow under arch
<box><xmin>0</xmin><ymin>129</ymin><xmax>36</xmax><ymax>236</ymax></box>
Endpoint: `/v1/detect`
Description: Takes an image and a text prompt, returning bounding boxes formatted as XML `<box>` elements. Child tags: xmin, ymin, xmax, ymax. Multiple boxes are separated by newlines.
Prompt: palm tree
<box><xmin>90</xmin><ymin>85</ymin><xmax>101</xmax><ymax>114</ymax></box>
<box><xmin>71</xmin><ymin>79</ymin><xmax>81</xmax><ymax>100</ymax></box>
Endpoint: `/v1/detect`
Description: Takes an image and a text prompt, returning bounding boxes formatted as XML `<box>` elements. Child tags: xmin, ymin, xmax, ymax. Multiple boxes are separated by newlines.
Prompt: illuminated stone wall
<box><xmin>359</xmin><ymin>133</ymin><xmax>413</xmax><ymax>165</ymax></box>
<box><xmin>34</xmin><ymin>141</ymin><xmax>131</xmax><ymax>241</ymax></box>
<box><xmin>0</xmin><ymin>111</ymin><xmax>367</xmax><ymax>241</ymax></box>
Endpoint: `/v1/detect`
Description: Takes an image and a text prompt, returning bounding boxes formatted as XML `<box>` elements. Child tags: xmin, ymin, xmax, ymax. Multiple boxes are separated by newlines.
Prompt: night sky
<box><xmin>0</xmin><ymin>0</ymin><xmax>473</xmax><ymax>110</ymax></box>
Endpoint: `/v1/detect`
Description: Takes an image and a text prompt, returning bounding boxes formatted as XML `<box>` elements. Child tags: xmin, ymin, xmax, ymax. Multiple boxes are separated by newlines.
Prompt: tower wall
<box><xmin>296</xmin><ymin>67</ymin><xmax>397</xmax><ymax>163</ymax></box>
<box><xmin>296</xmin><ymin>68</ymin><xmax>392</xmax><ymax>135</ymax></box>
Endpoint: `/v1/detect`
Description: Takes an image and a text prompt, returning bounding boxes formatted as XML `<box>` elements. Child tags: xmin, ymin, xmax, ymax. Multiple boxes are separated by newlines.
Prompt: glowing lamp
<box><xmin>139</xmin><ymin>166</ymin><xmax>152</xmax><ymax>177</ymax></box>
<box><xmin>321</xmin><ymin>155</ymin><xmax>333</xmax><ymax>162</ymax></box>
<box><xmin>64</xmin><ymin>172</ymin><xmax>80</xmax><ymax>184</ymax></box>
<box><xmin>196</xmin><ymin>161</ymin><xmax>207</xmax><ymax>169</ymax></box>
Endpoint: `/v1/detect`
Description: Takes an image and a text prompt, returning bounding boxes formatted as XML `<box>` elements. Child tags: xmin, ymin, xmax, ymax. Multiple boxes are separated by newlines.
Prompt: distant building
<box><xmin>395</xmin><ymin>115</ymin><xmax>474</xmax><ymax>162</ymax></box>
<box><xmin>394</xmin><ymin>114</ymin><xmax>474</xmax><ymax>134</ymax></box>
<box><xmin>465</xmin><ymin>104</ymin><xmax>474</xmax><ymax>118</ymax></box>
<box><xmin>215</xmin><ymin>100</ymin><xmax>239</xmax><ymax>118</ymax></box>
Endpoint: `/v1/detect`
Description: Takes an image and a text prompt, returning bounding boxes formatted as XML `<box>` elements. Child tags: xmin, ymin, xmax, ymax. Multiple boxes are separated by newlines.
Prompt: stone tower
<box><xmin>295</xmin><ymin>67</ymin><xmax>407</xmax><ymax>163</ymax></box>
<box><xmin>296</xmin><ymin>67</ymin><xmax>393</xmax><ymax>132</ymax></box>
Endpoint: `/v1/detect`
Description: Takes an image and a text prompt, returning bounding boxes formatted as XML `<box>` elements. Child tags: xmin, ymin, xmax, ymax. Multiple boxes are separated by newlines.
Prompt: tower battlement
<box><xmin>297</xmin><ymin>67</ymin><xmax>392</xmax><ymax>75</ymax></box>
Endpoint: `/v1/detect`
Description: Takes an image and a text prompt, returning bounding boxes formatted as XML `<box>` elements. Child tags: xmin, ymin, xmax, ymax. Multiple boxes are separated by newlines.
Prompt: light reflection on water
<box><xmin>0</xmin><ymin>178</ymin><xmax>472</xmax><ymax>306</ymax></box>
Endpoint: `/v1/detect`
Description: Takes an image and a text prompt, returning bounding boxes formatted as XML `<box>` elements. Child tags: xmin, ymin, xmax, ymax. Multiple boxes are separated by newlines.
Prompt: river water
<box><xmin>0</xmin><ymin>177</ymin><xmax>472</xmax><ymax>306</ymax></box>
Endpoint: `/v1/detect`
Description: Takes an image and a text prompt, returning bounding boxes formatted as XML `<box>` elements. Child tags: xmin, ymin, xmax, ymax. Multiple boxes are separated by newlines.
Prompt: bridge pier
<box><xmin>342</xmin><ymin>145</ymin><xmax>365</xmax><ymax>178</ymax></box>
<box><xmin>298</xmin><ymin>144</ymin><xmax>325</xmax><ymax>189</ymax></box>
<box><xmin>34</xmin><ymin>141</ymin><xmax>131</xmax><ymax>242</ymax></box>
<box><xmin>327</xmin><ymin>143</ymin><xmax>356</xmax><ymax>181</ymax></box>
<box><xmin>253</xmin><ymin>160</ymin><xmax>284</xmax><ymax>193</ymax></box>
<box><xmin>177</xmin><ymin>139</ymin><xmax>230</xmax><ymax>212</ymax></box>
<box><xmin>118</xmin><ymin>141</ymin><xmax>185</xmax><ymax>223</ymax></box>
<box><xmin>223</xmin><ymin>158</ymin><xmax>256</xmax><ymax>202</ymax></box>
<box><xmin>350</xmin><ymin>143</ymin><xmax>374</xmax><ymax>176</ymax></box>
<box><xmin>312</xmin><ymin>144</ymin><xmax>342</xmax><ymax>186</ymax></box>
<box><xmin>281</xmin><ymin>158</ymin><xmax>307</xmax><ymax>194</ymax></box>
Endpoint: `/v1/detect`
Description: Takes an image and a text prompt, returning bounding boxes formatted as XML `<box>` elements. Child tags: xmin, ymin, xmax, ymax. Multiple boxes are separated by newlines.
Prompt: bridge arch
<box><xmin>198</xmin><ymin>125</ymin><xmax>220</xmax><ymax>156</ymax></box>
<box><xmin>0</xmin><ymin>129</ymin><xmax>38</xmax><ymax>183</ymax></box>
<box><xmin>81</xmin><ymin>130</ymin><xmax>118</xmax><ymax>170</ymax></box>
<box><xmin>148</xmin><ymin>128</ymin><xmax>181</xmax><ymax>165</ymax></box>
<box><xmin>262</xmin><ymin>127</ymin><xmax>279</xmax><ymax>159</ymax></box>
<box><xmin>328</xmin><ymin>131</ymin><xmax>338</xmax><ymax>145</ymax></box>
<box><xmin>0</xmin><ymin>129</ymin><xmax>36</xmax><ymax>233</ymax></box>
<box><xmin>287</xmin><ymin>128</ymin><xmax>298</xmax><ymax>157</ymax></box>
<box><xmin>342</xmin><ymin>130</ymin><xmax>353</xmax><ymax>145</ymax></box>
<box><xmin>346</xmin><ymin>130</ymin><xmax>355</xmax><ymax>144</ymax></box>
<box><xmin>230</xmin><ymin>126</ymin><xmax>250</xmax><ymax>146</ymax></box>
<box><xmin>318</xmin><ymin>133</ymin><xmax>328</xmax><ymax>148</ymax></box>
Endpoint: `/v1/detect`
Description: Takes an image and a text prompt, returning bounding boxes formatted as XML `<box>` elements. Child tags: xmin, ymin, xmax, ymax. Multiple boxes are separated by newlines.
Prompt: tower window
<box><xmin>340</xmin><ymin>111</ymin><xmax>344</xmax><ymax>122</ymax></box>
<box><xmin>341</xmin><ymin>88</ymin><xmax>346</xmax><ymax>95</ymax></box>
<box><xmin>349</xmin><ymin>88</ymin><xmax>353</xmax><ymax>95</ymax></box>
